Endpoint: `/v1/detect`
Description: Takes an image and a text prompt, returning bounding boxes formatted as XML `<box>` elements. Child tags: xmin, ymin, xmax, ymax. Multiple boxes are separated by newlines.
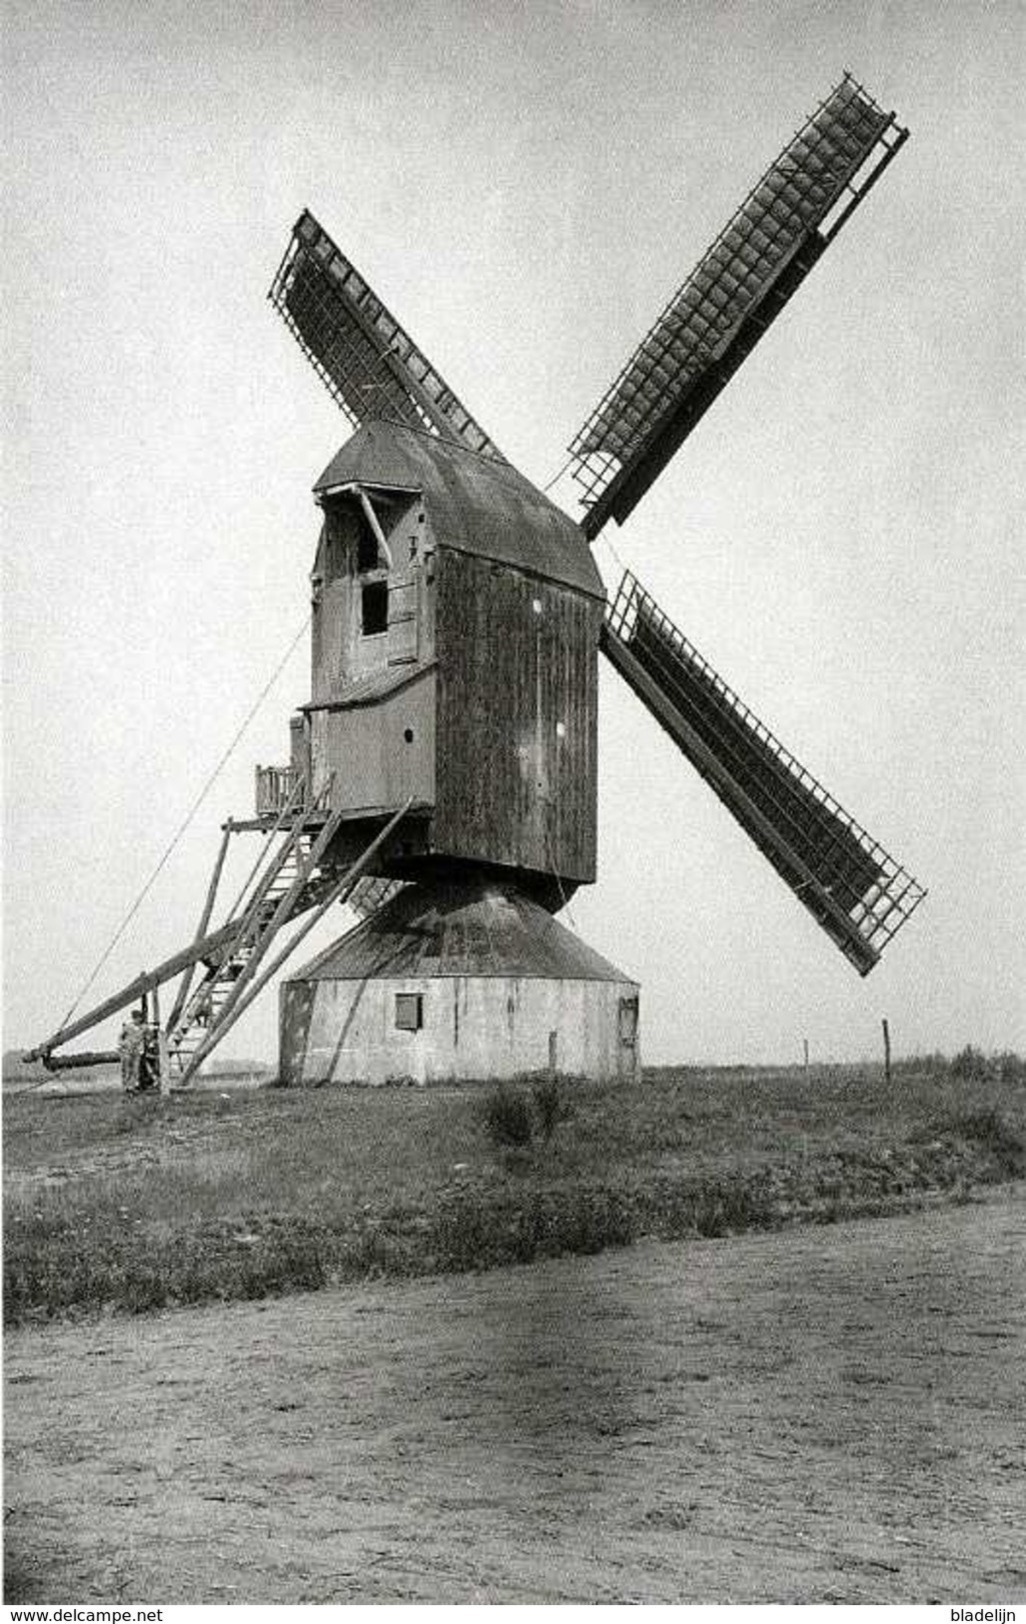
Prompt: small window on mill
<box><xmin>361</xmin><ymin>580</ymin><xmax>388</xmax><ymax>636</ymax></box>
<box><xmin>395</xmin><ymin>992</ymin><xmax>423</xmax><ymax>1032</ymax></box>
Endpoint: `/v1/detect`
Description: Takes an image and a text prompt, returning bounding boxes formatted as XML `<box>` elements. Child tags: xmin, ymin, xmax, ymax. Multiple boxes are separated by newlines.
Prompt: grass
<box><xmin>4</xmin><ymin>1062</ymin><xmax>1025</xmax><ymax>1327</ymax></box>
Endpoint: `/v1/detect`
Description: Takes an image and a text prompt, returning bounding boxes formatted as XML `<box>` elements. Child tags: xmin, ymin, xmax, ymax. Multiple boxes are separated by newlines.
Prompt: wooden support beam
<box><xmin>168</xmin><ymin>822</ymin><xmax>232</xmax><ymax>1033</ymax></box>
<box><xmin>42</xmin><ymin>1050</ymin><xmax>120</xmax><ymax>1072</ymax></box>
<box><xmin>23</xmin><ymin>918</ymin><xmax>246</xmax><ymax>1063</ymax></box>
<box><xmin>357</xmin><ymin>488</ymin><xmax>394</xmax><ymax>570</ymax></box>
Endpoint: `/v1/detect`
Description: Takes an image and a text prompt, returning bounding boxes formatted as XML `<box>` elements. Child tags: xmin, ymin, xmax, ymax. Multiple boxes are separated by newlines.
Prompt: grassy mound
<box><xmin>4</xmin><ymin>1070</ymin><xmax>1024</xmax><ymax>1327</ymax></box>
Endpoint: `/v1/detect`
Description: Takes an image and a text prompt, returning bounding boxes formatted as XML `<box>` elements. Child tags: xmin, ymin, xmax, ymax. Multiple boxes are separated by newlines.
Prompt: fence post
<box><xmin>882</xmin><ymin>1017</ymin><xmax>892</xmax><ymax>1084</ymax></box>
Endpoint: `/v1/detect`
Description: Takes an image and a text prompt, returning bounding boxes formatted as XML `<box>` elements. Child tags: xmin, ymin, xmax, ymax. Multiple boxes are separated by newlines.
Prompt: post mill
<box><xmin>27</xmin><ymin>73</ymin><xmax>925</xmax><ymax>1088</ymax></box>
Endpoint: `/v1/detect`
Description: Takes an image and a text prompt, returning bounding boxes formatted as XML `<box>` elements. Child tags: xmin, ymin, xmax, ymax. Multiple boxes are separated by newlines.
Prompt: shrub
<box><xmin>947</xmin><ymin>1047</ymin><xmax>1025</xmax><ymax>1084</ymax></box>
<box><xmin>532</xmin><ymin>1077</ymin><xmax>574</xmax><ymax>1142</ymax></box>
<box><xmin>949</xmin><ymin>1045</ymin><xmax>989</xmax><ymax>1080</ymax></box>
<box><xmin>993</xmin><ymin>1051</ymin><xmax>1026</xmax><ymax>1085</ymax></box>
<box><xmin>483</xmin><ymin>1085</ymin><xmax>534</xmax><ymax>1148</ymax></box>
<box><xmin>934</xmin><ymin>1108</ymin><xmax>1025</xmax><ymax>1177</ymax></box>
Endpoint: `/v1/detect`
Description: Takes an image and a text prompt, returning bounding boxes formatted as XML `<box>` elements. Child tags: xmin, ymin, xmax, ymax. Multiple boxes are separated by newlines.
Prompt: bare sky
<box><xmin>4</xmin><ymin>0</ymin><xmax>1024</xmax><ymax>1065</ymax></box>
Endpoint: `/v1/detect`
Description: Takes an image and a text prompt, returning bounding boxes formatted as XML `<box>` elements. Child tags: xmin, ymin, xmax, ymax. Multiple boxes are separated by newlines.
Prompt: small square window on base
<box><xmin>395</xmin><ymin>992</ymin><xmax>423</xmax><ymax>1032</ymax></box>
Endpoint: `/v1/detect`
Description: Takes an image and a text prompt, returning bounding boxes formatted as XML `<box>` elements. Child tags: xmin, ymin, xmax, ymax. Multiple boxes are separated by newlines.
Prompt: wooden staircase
<box><xmin>24</xmin><ymin>784</ymin><xmax>414</xmax><ymax>1086</ymax></box>
<box><xmin>166</xmin><ymin>795</ymin><xmax>341</xmax><ymax>1084</ymax></box>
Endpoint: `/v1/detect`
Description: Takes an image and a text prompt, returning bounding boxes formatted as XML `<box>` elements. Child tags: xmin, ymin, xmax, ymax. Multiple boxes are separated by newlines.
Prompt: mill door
<box><xmin>617</xmin><ymin>994</ymin><xmax>639</xmax><ymax>1080</ymax></box>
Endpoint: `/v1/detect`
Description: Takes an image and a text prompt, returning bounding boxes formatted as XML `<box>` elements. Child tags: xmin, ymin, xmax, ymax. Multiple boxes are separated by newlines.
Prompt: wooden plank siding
<box><xmin>434</xmin><ymin>550</ymin><xmax>600</xmax><ymax>885</ymax></box>
<box><xmin>310</xmin><ymin>671</ymin><xmax>436</xmax><ymax>814</ymax></box>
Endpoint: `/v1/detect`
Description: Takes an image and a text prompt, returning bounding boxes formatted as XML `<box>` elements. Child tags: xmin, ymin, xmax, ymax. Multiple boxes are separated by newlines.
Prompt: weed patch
<box><xmin>483</xmin><ymin>1086</ymin><xmax>535</xmax><ymax>1149</ymax></box>
<box><xmin>481</xmin><ymin>1078</ymin><xmax>575</xmax><ymax>1153</ymax></box>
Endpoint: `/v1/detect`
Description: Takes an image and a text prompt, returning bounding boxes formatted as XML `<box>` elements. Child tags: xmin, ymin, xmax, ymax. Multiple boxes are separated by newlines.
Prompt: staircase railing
<box><xmin>255</xmin><ymin>764</ymin><xmax>306</xmax><ymax>818</ymax></box>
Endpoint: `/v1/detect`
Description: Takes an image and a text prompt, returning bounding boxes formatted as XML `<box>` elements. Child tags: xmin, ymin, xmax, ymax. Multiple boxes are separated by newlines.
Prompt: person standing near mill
<box><xmin>118</xmin><ymin>1009</ymin><xmax>146</xmax><ymax>1093</ymax></box>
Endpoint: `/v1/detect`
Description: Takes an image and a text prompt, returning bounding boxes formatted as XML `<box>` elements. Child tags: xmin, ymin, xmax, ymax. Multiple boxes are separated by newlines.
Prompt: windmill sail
<box><xmin>270</xmin><ymin>210</ymin><xmax>503</xmax><ymax>460</ymax></box>
<box><xmin>347</xmin><ymin>874</ymin><xmax>406</xmax><ymax>919</ymax></box>
<box><xmin>570</xmin><ymin>75</ymin><xmax>908</xmax><ymax>538</ymax></box>
<box><xmin>603</xmin><ymin>572</ymin><xmax>924</xmax><ymax>974</ymax></box>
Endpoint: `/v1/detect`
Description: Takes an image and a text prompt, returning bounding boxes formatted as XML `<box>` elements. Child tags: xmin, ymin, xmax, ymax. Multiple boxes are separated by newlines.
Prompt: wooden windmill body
<box><xmin>28</xmin><ymin>75</ymin><xmax>924</xmax><ymax>1087</ymax></box>
<box><xmin>295</xmin><ymin>422</ymin><xmax>604</xmax><ymax>903</ymax></box>
<box><xmin>276</xmin><ymin>423</ymin><xmax>621</xmax><ymax>1085</ymax></box>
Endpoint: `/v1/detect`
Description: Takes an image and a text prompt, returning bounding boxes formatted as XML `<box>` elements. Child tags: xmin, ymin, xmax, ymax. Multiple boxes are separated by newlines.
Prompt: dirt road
<box><xmin>5</xmin><ymin>1192</ymin><xmax>1025</xmax><ymax>1604</ymax></box>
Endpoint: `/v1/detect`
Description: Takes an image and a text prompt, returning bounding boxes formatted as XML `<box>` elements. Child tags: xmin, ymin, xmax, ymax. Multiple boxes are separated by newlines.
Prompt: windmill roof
<box><xmin>301</xmin><ymin>661</ymin><xmax>435</xmax><ymax>712</ymax></box>
<box><xmin>313</xmin><ymin>422</ymin><xmax>604</xmax><ymax>600</ymax></box>
<box><xmin>288</xmin><ymin>877</ymin><xmax>635</xmax><ymax>984</ymax></box>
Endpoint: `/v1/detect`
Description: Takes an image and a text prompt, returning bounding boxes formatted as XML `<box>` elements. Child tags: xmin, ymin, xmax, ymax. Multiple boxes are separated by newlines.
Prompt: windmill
<box><xmin>27</xmin><ymin>74</ymin><xmax>924</xmax><ymax>1088</ymax></box>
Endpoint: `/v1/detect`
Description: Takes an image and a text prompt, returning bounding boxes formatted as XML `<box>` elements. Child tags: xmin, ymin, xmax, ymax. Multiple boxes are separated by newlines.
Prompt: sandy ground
<box><xmin>5</xmin><ymin>1192</ymin><xmax>1025</xmax><ymax>1605</ymax></box>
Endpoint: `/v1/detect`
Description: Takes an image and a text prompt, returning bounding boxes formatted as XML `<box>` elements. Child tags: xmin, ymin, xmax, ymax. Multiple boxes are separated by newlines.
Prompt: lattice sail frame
<box><xmin>571</xmin><ymin>74</ymin><xmax>908</xmax><ymax>536</ymax></box>
<box><xmin>347</xmin><ymin>874</ymin><xmax>405</xmax><ymax>919</ymax></box>
<box><xmin>270</xmin><ymin>210</ymin><xmax>503</xmax><ymax>461</ymax></box>
<box><xmin>604</xmin><ymin>572</ymin><xmax>925</xmax><ymax>974</ymax></box>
